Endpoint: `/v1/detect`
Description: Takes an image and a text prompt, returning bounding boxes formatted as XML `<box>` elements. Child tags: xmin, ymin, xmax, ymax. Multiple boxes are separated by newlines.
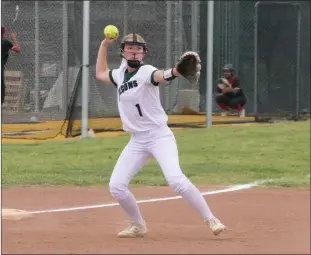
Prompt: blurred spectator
<box><xmin>2</xmin><ymin>26</ymin><xmax>20</xmax><ymax>105</ymax></box>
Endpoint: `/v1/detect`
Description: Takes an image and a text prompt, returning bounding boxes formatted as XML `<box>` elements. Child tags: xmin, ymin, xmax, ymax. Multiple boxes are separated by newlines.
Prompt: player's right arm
<box><xmin>10</xmin><ymin>33</ymin><xmax>20</xmax><ymax>53</ymax></box>
<box><xmin>3</xmin><ymin>33</ymin><xmax>20</xmax><ymax>54</ymax></box>
<box><xmin>96</xmin><ymin>38</ymin><xmax>115</xmax><ymax>84</ymax></box>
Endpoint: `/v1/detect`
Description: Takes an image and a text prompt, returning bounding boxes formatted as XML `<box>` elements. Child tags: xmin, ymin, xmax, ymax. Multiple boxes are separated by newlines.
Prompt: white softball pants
<box><xmin>109</xmin><ymin>125</ymin><xmax>214</xmax><ymax>221</ymax></box>
<box><xmin>109</xmin><ymin>125</ymin><xmax>189</xmax><ymax>196</ymax></box>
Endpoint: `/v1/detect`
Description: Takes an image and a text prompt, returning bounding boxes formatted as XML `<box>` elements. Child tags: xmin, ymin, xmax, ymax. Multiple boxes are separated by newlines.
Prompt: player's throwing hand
<box><xmin>102</xmin><ymin>37</ymin><xmax>117</xmax><ymax>46</ymax></box>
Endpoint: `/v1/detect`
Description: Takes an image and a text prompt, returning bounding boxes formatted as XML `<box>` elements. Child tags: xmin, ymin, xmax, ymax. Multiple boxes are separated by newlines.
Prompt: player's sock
<box><xmin>180</xmin><ymin>182</ymin><xmax>214</xmax><ymax>219</ymax></box>
<box><xmin>217</xmin><ymin>102</ymin><xmax>229</xmax><ymax>111</ymax></box>
<box><xmin>118</xmin><ymin>191</ymin><xmax>145</xmax><ymax>226</ymax></box>
<box><xmin>236</xmin><ymin>104</ymin><xmax>243</xmax><ymax>111</ymax></box>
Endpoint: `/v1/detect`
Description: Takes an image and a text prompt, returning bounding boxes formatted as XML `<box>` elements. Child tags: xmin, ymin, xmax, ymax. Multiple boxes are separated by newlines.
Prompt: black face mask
<box><xmin>127</xmin><ymin>59</ymin><xmax>142</xmax><ymax>68</ymax></box>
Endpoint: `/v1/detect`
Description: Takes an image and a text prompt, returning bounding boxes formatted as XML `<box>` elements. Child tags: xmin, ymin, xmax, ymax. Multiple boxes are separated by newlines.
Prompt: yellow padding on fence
<box><xmin>2</xmin><ymin>115</ymin><xmax>255</xmax><ymax>140</ymax></box>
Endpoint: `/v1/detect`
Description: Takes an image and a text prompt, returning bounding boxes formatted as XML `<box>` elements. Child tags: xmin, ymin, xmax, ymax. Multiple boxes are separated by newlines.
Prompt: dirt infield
<box><xmin>2</xmin><ymin>185</ymin><xmax>310</xmax><ymax>254</ymax></box>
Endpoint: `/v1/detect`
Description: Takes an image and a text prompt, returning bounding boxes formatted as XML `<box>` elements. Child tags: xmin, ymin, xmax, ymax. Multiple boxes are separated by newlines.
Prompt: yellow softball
<box><xmin>103</xmin><ymin>25</ymin><xmax>119</xmax><ymax>40</ymax></box>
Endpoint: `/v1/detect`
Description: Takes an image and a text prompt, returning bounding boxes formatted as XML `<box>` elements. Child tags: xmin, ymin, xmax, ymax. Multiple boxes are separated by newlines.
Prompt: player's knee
<box><xmin>109</xmin><ymin>181</ymin><xmax>128</xmax><ymax>201</ymax></box>
<box><xmin>167</xmin><ymin>174</ymin><xmax>192</xmax><ymax>194</ymax></box>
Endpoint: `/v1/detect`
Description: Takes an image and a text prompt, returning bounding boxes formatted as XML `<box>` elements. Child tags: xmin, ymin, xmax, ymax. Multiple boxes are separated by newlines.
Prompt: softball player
<box><xmin>96</xmin><ymin>32</ymin><xmax>226</xmax><ymax>238</ymax></box>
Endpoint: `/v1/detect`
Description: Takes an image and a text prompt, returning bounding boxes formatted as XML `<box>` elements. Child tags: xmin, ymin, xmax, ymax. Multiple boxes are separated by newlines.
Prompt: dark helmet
<box><xmin>222</xmin><ymin>64</ymin><xmax>235</xmax><ymax>73</ymax></box>
<box><xmin>120</xmin><ymin>32</ymin><xmax>147</xmax><ymax>68</ymax></box>
<box><xmin>120</xmin><ymin>32</ymin><xmax>147</xmax><ymax>52</ymax></box>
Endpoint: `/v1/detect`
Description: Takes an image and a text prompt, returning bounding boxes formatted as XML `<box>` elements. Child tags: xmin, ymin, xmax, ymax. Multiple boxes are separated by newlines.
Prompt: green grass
<box><xmin>2</xmin><ymin>121</ymin><xmax>310</xmax><ymax>188</ymax></box>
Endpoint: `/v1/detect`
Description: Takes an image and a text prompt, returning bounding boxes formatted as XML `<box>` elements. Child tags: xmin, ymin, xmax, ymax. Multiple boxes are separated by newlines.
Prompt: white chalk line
<box><xmin>28</xmin><ymin>180</ymin><xmax>270</xmax><ymax>215</ymax></box>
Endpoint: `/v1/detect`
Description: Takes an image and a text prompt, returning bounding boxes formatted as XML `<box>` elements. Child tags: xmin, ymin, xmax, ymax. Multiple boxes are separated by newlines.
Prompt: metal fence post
<box><xmin>62</xmin><ymin>1</ymin><xmax>68</xmax><ymax>117</ymax></box>
<box><xmin>35</xmin><ymin>1</ymin><xmax>40</xmax><ymax>113</ymax></box>
<box><xmin>254</xmin><ymin>2</ymin><xmax>259</xmax><ymax>115</ymax></box>
<box><xmin>191</xmin><ymin>1</ymin><xmax>198</xmax><ymax>52</ymax></box>
<box><xmin>206</xmin><ymin>0</ymin><xmax>214</xmax><ymax>128</ymax></box>
<box><xmin>81</xmin><ymin>1</ymin><xmax>90</xmax><ymax>138</ymax></box>
<box><xmin>295</xmin><ymin>5</ymin><xmax>301</xmax><ymax>117</ymax></box>
<box><xmin>165</xmin><ymin>1</ymin><xmax>172</xmax><ymax>112</ymax></box>
<box><xmin>191</xmin><ymin>1</ymin><xmax>198</xmax><ymax>90</ymax></box>
<box><xmin>178</xmin><ymin>0</ymin><xmax>183</xmax><ymax>56</ymax></box>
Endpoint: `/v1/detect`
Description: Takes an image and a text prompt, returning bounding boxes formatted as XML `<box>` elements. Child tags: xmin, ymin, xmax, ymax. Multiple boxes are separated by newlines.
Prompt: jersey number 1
<box><xmin>135</xmin><ymin>104</ymin><xmax>143</xmax><ymax>117</ymax></box>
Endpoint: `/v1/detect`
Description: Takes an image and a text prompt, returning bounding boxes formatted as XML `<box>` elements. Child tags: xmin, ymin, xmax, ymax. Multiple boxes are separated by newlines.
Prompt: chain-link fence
<box><xmin>239</xmin><ymin>0</ymin><xmax>309</xmax><ymax>118</ymax></box>
<box><xmin>205</xmin><ymin>0</ymin><xmax>310</xmax><ymax>117</ymax></box>
<box><xmin>1</xmin><ymin>1</ymin><xmax>82</xmax><ymax>138</ymax></box>
<box><xmin>254</xmin><ymin>2</ymin><xmax>309</xmax><ymax>119</ymax></box>
<box><xmin>84</xmin><ymin>1</ymin><xmax>200</xmax><ymax>117</ymax></box>
<box><xmin>2</xmin><ymin>1</ymin><xmax>310</xmax><ymax>139</ymax></box>
<box><xmin>2</xmin><ymin>1</ymin><xmax>68</xmax><ymax>121</ymax></box>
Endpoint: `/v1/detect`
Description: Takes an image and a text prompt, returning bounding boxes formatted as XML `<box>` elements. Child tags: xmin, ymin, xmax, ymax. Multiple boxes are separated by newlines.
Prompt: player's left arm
<box><xmin>149</xmin><ymin>51</ymin><xmax>201</xmax><ymax>85</ymax></box>
<box><xmin>151</xmin><ymin>68</ymin><xmax>181</xmax><ymax>85</ymax></box>
<box><xmin>152</xmin><ymin>51</ymin><xmax>201</xmax><ymax>85</ymax></box>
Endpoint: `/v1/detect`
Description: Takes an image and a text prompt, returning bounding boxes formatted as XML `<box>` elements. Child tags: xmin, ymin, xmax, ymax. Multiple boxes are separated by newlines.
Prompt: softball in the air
<box><xmin>104</xmin><ymin>25</ymin><xmax>119</xmax><ymax>40</ymax></box>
